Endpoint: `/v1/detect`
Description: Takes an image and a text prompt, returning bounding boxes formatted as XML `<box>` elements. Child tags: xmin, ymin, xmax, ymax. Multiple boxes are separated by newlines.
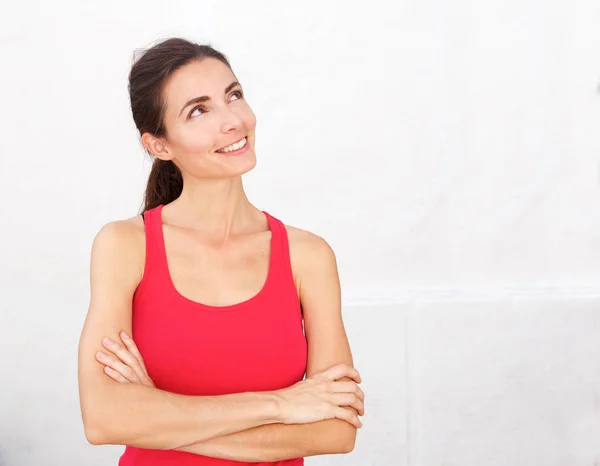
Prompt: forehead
<box><xmin>163</xmin><ymin>58</ymin><xmax>236</xmax><ymax>111</ymax></box>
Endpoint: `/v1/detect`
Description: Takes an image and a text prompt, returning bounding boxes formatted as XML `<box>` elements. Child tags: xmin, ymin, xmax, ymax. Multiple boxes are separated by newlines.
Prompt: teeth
<box><xmin>216</xmin><ymin>137</ymin><xmax>247</xmax><ymax>153</ymax></box>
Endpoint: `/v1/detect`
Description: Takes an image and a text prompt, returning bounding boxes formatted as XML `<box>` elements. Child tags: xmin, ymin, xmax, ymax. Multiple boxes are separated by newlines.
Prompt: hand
<box><xmin>95</xmin><ymin>331</ymin><xmax>155</xmax><ymax>388</ymax></box>
<box><xmin>273</xmin><ymin>364</ymin><xmax>365</xmax><ymax>429</ymax></box>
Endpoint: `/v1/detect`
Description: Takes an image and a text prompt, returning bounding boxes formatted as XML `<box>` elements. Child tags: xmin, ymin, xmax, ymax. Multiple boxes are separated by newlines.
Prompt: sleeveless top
<box><xmin>118</xmin><ymin>204</ymin><xmax>308</xmax><ymax>466</ymax></box>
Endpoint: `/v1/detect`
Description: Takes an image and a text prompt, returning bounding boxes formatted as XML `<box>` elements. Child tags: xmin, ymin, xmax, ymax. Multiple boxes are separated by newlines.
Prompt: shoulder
<box><xmin>91</xmin><ymin>214</ymin><xmax>146</xmax><ymax>284</ymax></box>
<box><xmin>92</xmin><ymin>214</ymin><xmax>144</xmax><ymax>251</ymax></box>
<box><xmin>284</xmin><ymin>223</ymin><xmax>335</xmax><ymax>258</ymax></box>
<box><xmin>282</xmin><ymin>222</ymin><xmax>338</xmax><ymax>283</ymax></box>
<box><xmin>281</xmin><ymin>223</ymin><xmax>341</xmax><ymax>317</ymax></box>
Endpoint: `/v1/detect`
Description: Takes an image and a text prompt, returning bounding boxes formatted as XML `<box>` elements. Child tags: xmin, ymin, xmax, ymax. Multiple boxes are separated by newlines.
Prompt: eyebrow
<box><xmin>178</xmin><ymin>81</ymin><xmax>241</xmax><ymax>117</ymax></box>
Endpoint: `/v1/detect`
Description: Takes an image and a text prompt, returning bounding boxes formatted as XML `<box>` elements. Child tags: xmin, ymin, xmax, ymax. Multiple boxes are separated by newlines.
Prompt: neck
<box><xmin>163</xmin><ymin>176</ymin><xmax>261</xmax><ymax>240</ymax></box>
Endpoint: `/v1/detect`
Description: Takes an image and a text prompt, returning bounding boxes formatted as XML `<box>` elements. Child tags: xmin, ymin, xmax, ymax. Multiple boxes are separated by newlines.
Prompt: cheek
<box><xmin>242</xmin><ymin>106</ymin><xmax>257</xmax><ymax>130</ymax></box>
<box><xmin>178</xmin><ymin>128</ymin><xmax>213</xmax><ymax>153</ymax></box>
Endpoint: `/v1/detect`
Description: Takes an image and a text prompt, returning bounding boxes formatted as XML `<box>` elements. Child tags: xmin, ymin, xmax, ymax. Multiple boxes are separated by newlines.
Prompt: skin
<box><xmin>90</xmin><ymin>57</ymin><xmax>366</xmax><ymax>458</ymax></box>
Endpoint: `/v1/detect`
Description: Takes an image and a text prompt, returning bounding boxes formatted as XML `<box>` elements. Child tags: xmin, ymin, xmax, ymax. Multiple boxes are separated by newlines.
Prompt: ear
<box><xmin>141</xmin><ymin>132</ymin><xmax>173</xmax><ymax>161</ymax></box>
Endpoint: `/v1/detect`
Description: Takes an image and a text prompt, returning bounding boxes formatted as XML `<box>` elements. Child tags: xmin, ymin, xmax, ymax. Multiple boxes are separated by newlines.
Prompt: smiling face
<box><xmin>146</xmin><ymin>58</ymin><xmax>257</xmax><ymax>179</ymax></box>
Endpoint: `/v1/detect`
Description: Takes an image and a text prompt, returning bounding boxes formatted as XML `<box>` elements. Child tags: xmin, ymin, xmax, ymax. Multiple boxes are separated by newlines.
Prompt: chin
<box><xmin>226</xmin><ymin>155</ymin><xmax>257</xmax><ymax>178</ymax></box>
<box><xmin>239</xmin><ymin>157</ymin><xmax>258</xmax><ymax>175</ymax></box>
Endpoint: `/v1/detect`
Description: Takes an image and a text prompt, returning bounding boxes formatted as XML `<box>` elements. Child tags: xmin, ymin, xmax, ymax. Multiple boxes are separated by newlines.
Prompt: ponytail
<box><xmin>141</xmin><ymin>158</ymin><xmax>183</xmax><ymax>213</ymax></box>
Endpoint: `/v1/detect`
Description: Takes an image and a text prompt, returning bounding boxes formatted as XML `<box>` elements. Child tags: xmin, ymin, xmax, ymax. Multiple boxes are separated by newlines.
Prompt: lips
<box><xmin>216</xmin><ymin>136</ymin><xmax>247</xmax><ymax>153</ymax></box>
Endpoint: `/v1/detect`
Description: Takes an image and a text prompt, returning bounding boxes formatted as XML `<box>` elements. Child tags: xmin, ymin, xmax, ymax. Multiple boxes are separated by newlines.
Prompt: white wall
<box><xmin>1</xmin><ymin>0</ymin><xmax>599</xmax><ymax>464</ymax></box>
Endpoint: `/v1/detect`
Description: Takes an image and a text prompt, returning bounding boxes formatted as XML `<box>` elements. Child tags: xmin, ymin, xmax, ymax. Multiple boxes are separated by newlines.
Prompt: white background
<box><xmin>1</xmin><ymin>0</ymin><xmax>600</xmax><ymax>464</ymax></box>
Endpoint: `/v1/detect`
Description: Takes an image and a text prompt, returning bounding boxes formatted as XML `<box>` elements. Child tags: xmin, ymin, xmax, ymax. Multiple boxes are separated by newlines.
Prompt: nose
<box><xmin>219</xmin><ymin>105</ymin><xmax>244</xmax><ymax>133</ymax></box>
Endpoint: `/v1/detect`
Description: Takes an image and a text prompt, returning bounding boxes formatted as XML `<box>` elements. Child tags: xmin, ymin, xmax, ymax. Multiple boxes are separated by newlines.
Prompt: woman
<box><xmin>77</xmin><ymin>37</ymin><xmax>365</xmax><ymax>465</ymax></box>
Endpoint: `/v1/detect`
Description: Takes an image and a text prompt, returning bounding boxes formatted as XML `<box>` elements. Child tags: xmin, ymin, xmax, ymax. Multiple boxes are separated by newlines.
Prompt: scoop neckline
<box><xmin>155</xmin><ymin>204</ymin><xmax>276</xmax><ymax>312</ymax></box>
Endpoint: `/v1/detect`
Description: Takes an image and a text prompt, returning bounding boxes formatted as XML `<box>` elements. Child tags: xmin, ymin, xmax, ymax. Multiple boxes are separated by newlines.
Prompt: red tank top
<box><xmin>118</xmin><ymin>204</ymin><xmax>308</xmax><ymax>466</ymax></box>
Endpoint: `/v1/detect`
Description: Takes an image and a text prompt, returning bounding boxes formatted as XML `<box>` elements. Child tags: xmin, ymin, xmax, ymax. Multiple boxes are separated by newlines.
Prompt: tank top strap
<box><xmin>140</xmin><ymin>204</ymin><xmax>167</xmax><ymax>280</ymax></box>
<box><xmin>263</xmin><ymin>211</ymin><xmax>296</xmax><ymax>292</ymax></box>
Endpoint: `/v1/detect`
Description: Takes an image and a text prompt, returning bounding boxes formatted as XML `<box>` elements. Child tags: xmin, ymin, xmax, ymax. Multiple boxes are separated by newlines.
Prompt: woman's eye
<box><xmin>189</xmin><ymin>106</ymin><xmax>206</xmax><ymax>118</ymax></box>
<box><xmin>188</xmin><ymin>91</ymin><xmax>244</xmax><ymax>119</ymax></box>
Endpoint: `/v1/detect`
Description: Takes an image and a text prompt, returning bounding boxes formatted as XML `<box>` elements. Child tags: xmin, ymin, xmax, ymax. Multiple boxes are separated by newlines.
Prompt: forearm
<box><xmin>176</xmin><ymin>375</ymin><xmax>360</xmax><ymax>462</ymax></box>
<box><xmin>177</xmin><ymin>382</ymin><xmax>360</xmax><ymax>464</ymax></box>
<box><xmin>84</xmin><ymin>383</ymin><xmax>280</xmax><ymax>450</ymax></box>
<box><xmin>179</xmin><ymin>377</ymin><xmax>357</xmax><ymax>462</ymax></box>
<box><xmin>176</xmin><ymin>419</ymin><xmax>352</xmax><ymax>462</ymax></box>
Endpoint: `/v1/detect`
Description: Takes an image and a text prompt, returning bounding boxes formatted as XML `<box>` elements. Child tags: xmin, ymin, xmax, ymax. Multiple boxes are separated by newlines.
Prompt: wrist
<box><xmin>262</xmin><ymin>390</ymin><xmax>284</xmax><ymax>424</ymax></box>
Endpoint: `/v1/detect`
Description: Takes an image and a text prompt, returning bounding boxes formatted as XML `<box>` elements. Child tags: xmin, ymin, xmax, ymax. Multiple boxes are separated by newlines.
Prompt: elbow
<box><xmin>84</xmin><ymin>419</ymin><xmax>122</xmax><ymax>446</ymax></box>
<box><xmin>340</xmin><ymin>432</ymin><xmax>357</xmax><ymax>454</ymax></box>
<box><xmin>84</xmin><ymin>421</ymin><xmax>108</xmax><ymax>446</ymax></box>
<box><xmin>81</xmin><ymin>405</ymin><xmax>113</xmax><ymax>446</ymax></box>
<box><xmin>328</xmin><ymin>420</ymin><xmax>358</xmax><ymax>454</ymax></box>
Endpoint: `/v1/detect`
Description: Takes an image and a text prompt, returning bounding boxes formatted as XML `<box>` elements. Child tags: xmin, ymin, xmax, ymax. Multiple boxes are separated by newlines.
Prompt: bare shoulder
<box><xmin>283</xmin><ymin>223</ymin><xmax>338</xmax><ymax>284</ymax></box>
<box><xmin>284</xmin><ymin>223</ymin><xmax>334</xmax><ymax>254</ymax></box>
<box><xmin>91</xmin><ymin>214</ymin><xmax>146</xmax><ymax>286</ymax></box>
<box><xmin>92</xmin><ymin>214</ymin><xmax>144</xmax><ymax>254</ymax></box>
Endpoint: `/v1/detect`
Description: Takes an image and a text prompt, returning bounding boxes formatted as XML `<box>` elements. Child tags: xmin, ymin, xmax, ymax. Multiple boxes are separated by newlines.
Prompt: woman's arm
<box><xmin>290</xmin><ymin>230</ymin><xmax>361</xmax><ymax>450</ymax></box>
<box><xmin>78</xmin><ymin>220</ymin><xmax>281</xmax><ymax>450</ymax></box>
<box><xmin>175</xmin><ymin>418</ymin><xmax>354</xmax><ymax>461</ymax></box>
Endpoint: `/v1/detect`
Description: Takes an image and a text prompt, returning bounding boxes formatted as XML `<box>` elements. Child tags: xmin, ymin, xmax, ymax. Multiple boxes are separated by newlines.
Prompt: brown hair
<box><xmin>128</xmin><ymin>37</ymin><xmax>233</xmax><ymax>214</ymax></box>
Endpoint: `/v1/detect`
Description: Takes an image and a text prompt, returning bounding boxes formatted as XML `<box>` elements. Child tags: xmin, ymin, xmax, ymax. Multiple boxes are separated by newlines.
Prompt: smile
<box><xmin>215</xmin><ymin>137</ymin><xmax>247</xmax><ymax>153</ymax></box>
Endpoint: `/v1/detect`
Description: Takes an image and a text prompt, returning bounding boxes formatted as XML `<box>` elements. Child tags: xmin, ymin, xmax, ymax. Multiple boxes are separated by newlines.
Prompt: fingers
<box><xmin>97</xmin><ymin>334</ymin><xmax>155</xmax><ymax>388</ymax></box>
<box><xmin>101</xmin><ymin>337</ymin><xmax>147</xmax><ymax>383</ymax></box>
<box><xmin>333</xmin><ymin>406</ymin><xmax>363</xmax><ymax>429</ymax></box>
<box><xmin>328</xmin><ymin>380</ymin><xmax>366</xmax><ymax>416</ymax></box>
<box><xmin>104</xmin><ymin>366</ymin><xmax>130</xmax><ymax>383</ymax></box>
<box><xmin>330</xmin><ymin>393</ymin><xmax>365</xmax><ymax>416</ymax></box>
<box><xmin>96</xmin><ymin>350</ymin><xmax>141</xmax><ymax>383</ymax></box>
<box><xmin>119</xmin><ymin>332</ymin><xmax>150</xmax><ymax>377</ymax></box>
<box><xmin>330</xmin><ymin>381</ymin><xmax>365</xmax><ymax>401</ymax></box>
<box><xmin>316</xmin><ymin>364</ymin><xmax>362</xmax><ymax>384</ymax></box>
<box><xmin>356</xmin><ymin>385</ymin><xmax>365</xmax><ymax>402</ymax></box>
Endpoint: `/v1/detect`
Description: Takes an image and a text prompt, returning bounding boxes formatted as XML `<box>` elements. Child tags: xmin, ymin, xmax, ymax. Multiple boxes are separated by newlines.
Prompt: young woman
<box><xmin>77</xmin><ymin>37</ymin><xmax>365</xmax><ymax>465</ymax></box>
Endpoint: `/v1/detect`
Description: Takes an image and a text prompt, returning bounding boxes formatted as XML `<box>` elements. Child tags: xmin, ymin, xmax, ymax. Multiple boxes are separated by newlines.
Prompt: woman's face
<box><xmin>157</xmin><ymin>58</ymin><xmax>257</xmax><ymax>179</ymax></box>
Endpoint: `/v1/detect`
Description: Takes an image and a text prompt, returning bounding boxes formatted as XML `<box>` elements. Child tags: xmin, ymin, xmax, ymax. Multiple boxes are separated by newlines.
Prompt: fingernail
<box><xmin>96</xmin><ymin>351</ymin><xmax>106</xmax><ymax>360</ymax></box>
<box><xmin>103</xmin><ymin>338</ymin><xmax>114</xmax><ymax>346</ymax></box>
<box><xmin>121</xmin><ymin>331</ymin><xmax>130</xmax><ymax>340</ymax></box>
